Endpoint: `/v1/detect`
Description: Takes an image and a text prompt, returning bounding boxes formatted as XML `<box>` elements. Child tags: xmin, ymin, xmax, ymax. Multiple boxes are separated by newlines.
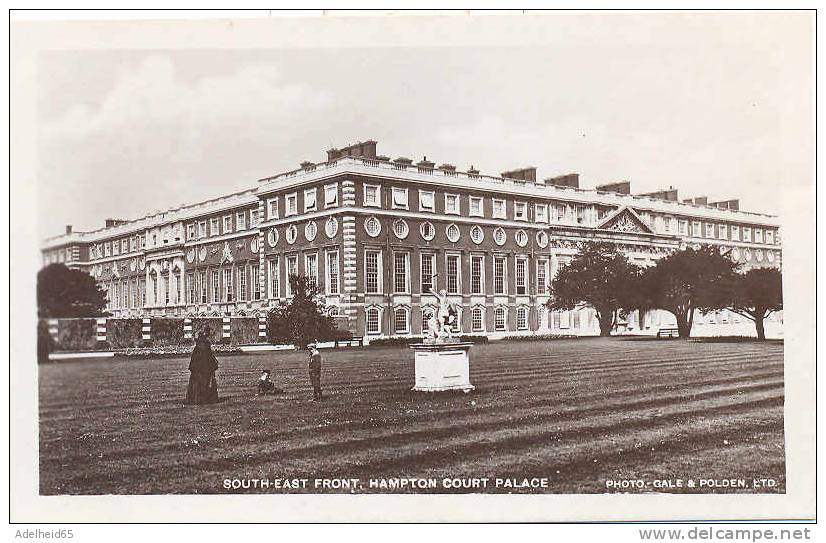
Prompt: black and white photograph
<box><xmin>9</xmin><ymin>9</ymin><xmax>816</xmax><ymax>525</ymax></box>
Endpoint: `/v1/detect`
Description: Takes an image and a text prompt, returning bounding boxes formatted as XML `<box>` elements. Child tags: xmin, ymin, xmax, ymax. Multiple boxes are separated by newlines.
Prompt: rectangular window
<box><xmin>517</xmin><ymin>307</ymin><xmax>528</xmax><ymax>330</ymax></box>
<box><xmin>237</xmin><ymin>267</ymin><xmax>247</xmax><ymax>302</ymax></box>
<box><xmin>324</xmin><ymin>184</ymin><xmax>338</xmax><ymax>208</ymax></box>
<box><xmin>719</xmin><ymin>224</ymin><xmax>728</xmax><ymax>240</ymax></box>
<box><xmin>304</xmin><ymin>188</ymin><xmax>317</xmax><ymax>212</ymax></box>
<box><xmin>495</xmin><ymin>308</ymin><xmax>506</xmax><ymax>331</ymax></box>
<box><xmin>164</xmin><ymin>274</ymin><xmax>170</xmax><ymax>304</ymax></box>
<box><xmin>206</xmin><ymin>218</ymin><xmax>215</xmax><ymax>237</ymax></box>
<box><xmin>766</xmin><ymin>230</ymin><xmax>774</xmax><ymax>244</ymax></box>
<box><xmin>691</xmin><ymin>221</ymin><xmax>701</xmax><ymax>237</ymax></box>
<box><xmin>743</xmin><ymin>227</ymin><xmax>752</xmax><ymax>242</ymax></box>
<box><xmin>394</xmin><ymin>309</ymin><xmax>409</xmax><ymax>334</ymax></box>
<box><xmin>551</xmin><ymin>204</ymin><xmax>566</xmax><ymax>222</ymax></box>
<box><xmin>494</xmin><ymin>256</ymin><xmax>507</xmax><ymax>295</ymax></box>
<box><xmin>130</xmin><ymin>237</ymin><xmax>137</xmax><ymax>252</ymax></box>
<box><xmin>212</xmin><ymin>270</ymin><xmax>220</xmax><ymax>302</ymax></box>
<box><xmin>663</xmin><ymin>216</ymin><xmax>673</xmax><ymax>233</ymax></box>
<box><xmin>286</xmin><ymin>193</ymin><xmax>298</xmax><ymax>216</ymax></box>
<box><xmin>363</xmin><ymin>184</ymin><xmax>380</xmax><ymax>207</ymax></box>
<box><xmin>221</xmin><ymin>269</ymin><xmax>232</xmax><ymax>302</ymax></box>
<box><xmin>492</xmin><ymin>199</ymin><xmax>507</xmax><ymax>219</ymax></box>
<box><xmin>236</xmin><ymin>211</ymin><xmax>247</xmax><ymax>231</ymax></box>
<box><xmin>223</xmin><ymin>215</ymin><xmax>233</xmax><ymax>234</ymax></box>
<box><xmin>121</xmin><ymin>239</ymin><xmax>128</xmax><ymax>253</ymax></box>
<box><xmin>252</xmin><ymin>265</ymin><xmax>261</xmax><ymax>300</ymax></box>
<box><xmin>471</xmin><ymin>255</ymin><xmax>484</xmax><ymax>295</ymax></box>
<box><xmin>394</xmin><ymin>252</ymin><xmax>409</xmax><ymax>293</ymax></box>
<box><xmin>326</xmin><ymin>251</ymin><xmax>339</xmax><ymax>295</ymax></box>
<box><xmin>250</xmin><ymin>209</ymin><xmax>259</xmax><ymax>227</ymax></box>
<box><xmin>267</xmin><ymin>197</ymin><xmax>279</xmax><ymax>220</ymax></box>
<box><xmin>535</xmin><ymin>203</ymin><xmax>548</xmax><ymax>223</ymax></box>
<box><xmin>576</xmin><ymin>205</ymin><xmax>587</xmax><ymax>224</ymax></box>
<box><xmin>678</xmin><ymin>220</ymin><xmax>688</xmax><ymax>235</ymax></box>
<box><xmin>537</xmin><ymin>258</ymin><xmax>549</xmax><ymax>295</ymax></box>
<box><xmin>515</xmin><ymin>257</ymin><xmax>527</xmax><ymax>295</ymax></box>
<box><xmin>199</xmin><ymin>271</ymin><xmax>207</xmax><ymax>303</ymax></box>
<box><xmin>705</xmin><ymin>223</ymin><xmax>714</xmax><ymax>238</ymax></box>
<box><xmin>286</xmin><ymin>256</ymin><xmax>298</xmax><ymax>296</ymax></box>
<box><xmin>365</xmin><ymin>250</ymin><xmax>381</xmax><ymax>294</ymax></box>
<box><xmin>421</xmin><ymin>253</ymin><xmax>435</xmax><ymax>293</ymax></box>
<box><xmin>755</xmin><ymin>229</ymin><xmax>763</xmax><ymax>243</ymax></box>
<box><xmin>419</xmin><ymin>190</ymin><xmax>435</xmax><ymax>212</ymax></box>
<box><xmin>187</xmin><ymin>224</ymin><xmax>196</xmax><ymax>240</ymax></box>
<box><xmin>112</xmin><ymin>242</ymin><xmax>119</xmax><ymax>256</ymax></box>
<box><xmin>514</xmin><ymin>202</ymin><xmax>528</xmax><ymax>221</ymax></box>
<box><xmin>731</xmin><ymin>225</ymin><xmax>740</xmax><ymax>241</ymax></box>
<box><xmin>469</xmin><ymin>196</ymin><xmax>484</xmax><ymax>217</ymax></box>
<box><xmin>446</xmin><ymin>254</ymin><xmax>460</xmax><ymax>295</ymax></box>
<box><xmin>187</xmin><ymin>273</ymin><xmax>195</xmax><ymax>304</ymax></box>
<box><xmin>305</xmin><ymin>253</ymin><xmax>318</xmax><ymax>288</ymax></box>
<box><xmin>269</xmin><ymin>257</ymin><xmax>280</xmax><ymax>298</ymax></box>
<box><xmin>445</xmin><ymin>194</ymin><xmax>460</xmax><ymax>215</ymax></box>
<box><xmin>391</xmin><ymin>187</ymin><xmax>409</xmax><ymax>209</ymax></box>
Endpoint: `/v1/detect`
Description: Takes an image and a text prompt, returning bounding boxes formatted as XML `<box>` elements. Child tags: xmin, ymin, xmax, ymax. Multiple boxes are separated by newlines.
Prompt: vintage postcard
<box><xmin>9</xmin><ymin>10</ymin><xmax>816</xmax><ymax>523</ymax></box>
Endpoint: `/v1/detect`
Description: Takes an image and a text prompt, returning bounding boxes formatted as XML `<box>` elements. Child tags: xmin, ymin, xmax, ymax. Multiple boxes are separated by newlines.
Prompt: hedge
<box><xmin>191</xmin><ymin>318</ymin><xmax>225</xmax><ymax>344</ymax></box>
<box><xmin>55</xmin><ymin>319</ymin><xmax>100</xmax><ymax>351</ymax></box>
<box><xmin>151</xmin><ymin>318</ymin><xmax>185</xmax><ymax>347</ymax></box>
<box><xmin>368</xmin><ymin>335</ymin><xmax>489</xmax><ymax>347</ymax></box>
<box><xmin>107</xmin><ymin>319</ymin><xmax>144</xmax><ymax>349</ymax></box>
<box><xmin>229</xmin><ymin>318</ymin><xmax>260</xmax><ymax>345</ymax></box>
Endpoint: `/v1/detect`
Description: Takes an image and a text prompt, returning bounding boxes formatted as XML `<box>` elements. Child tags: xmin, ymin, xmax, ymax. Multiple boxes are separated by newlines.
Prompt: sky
<box><xmin>35</xmin><ymin>12</ymin><xmax>813</xmax><ymax>238</ymax></box>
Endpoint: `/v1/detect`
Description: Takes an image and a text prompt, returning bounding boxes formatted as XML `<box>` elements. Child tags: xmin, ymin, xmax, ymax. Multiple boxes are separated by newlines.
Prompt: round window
<box><xmin>393</xmin><ymin>219</ymin><xmax>409</xmax><ymax>240</ymax></box>
<box><xmin>446</xmin><ymin>223</ymin><xmax>461</xmax><ymax>243</ymax></box>
<box><xmin>756</xmin><ymin>249</ymin><xmax>764</xmax><ymax>262</ymax></box>
<box><xmin>325</xmin><ymin>217</ymin><xmax>338</xmax><ymax>238</ymax></box>
<box><xmin>744</xmin><ymin>248</ymin><xmax>752</xmax><ymax>261</ymax></box>
<box><xmin>364</xmin><ymin>216</ymin><xmax>381</xmax><ymax>237</ymax></box>
<box><xmin>286</xmin><ymin>224</ymin><xmax>297</xmax><ymax>244</ymax></box>
<box><xmin>494</xmin><ymin>227</ymin><xmax>506</xmax><ymax>246</ymax></box>
<box><xmin>420</xmin><ymin>221</ymin><xmax>435</xmax><ymax>241</ymax></box>
<box><xmin>515</xmin><ymin>229</ymin><xmax>528</xmax><ymax>247</ymax></box>
<box><xmin>767</xmin><ymin>251</ymin><xmax>775</xmax><ymax>263</ymax></box>
<box><xmin>305</xmin><ymin>221</ymin><xmax>317</xmax><ymax>241</ymax></box>
<box><xmin>731</xmin><ymin>247</ymin><xmax>740</xmax><ymax>262</ymax></box>
<box><xmin>267</xmin><ymin>227</ymin><xmax>279</xmax><ymax>247</ymax></box>
<box><xmin>470</xmin><ymin>225</ymin><xmax>484</xmax><ymax>244</ymax></box>
<box><xmin>536</xmin><ymin>230</ymin><xmax>549</xmax><ymax>248</ymax></box>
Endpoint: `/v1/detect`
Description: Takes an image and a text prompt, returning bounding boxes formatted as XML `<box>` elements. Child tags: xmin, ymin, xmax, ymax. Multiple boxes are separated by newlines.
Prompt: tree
<box><xmin>639</xmin><ymin>245</ymin><xmax>738</xmax><ymax>338</ymax></box>
<box><xmin>549</xmin><ymin>242</ymin><xmax>641</xmax><ymax>337</ymax></box>
<box><xmin>37</xmin><ymin>263</ymin><xmax>108</xmax><ymax>318</ymax></box>
<box><xmin>725</xmin><ymin>267</ymin><xmax>783</xmax><ymax>340</ymax></box>
<box><xmin>266</xmin><ymin>274</ymin><xmax>340</xmax><ymax>349</ymax></box>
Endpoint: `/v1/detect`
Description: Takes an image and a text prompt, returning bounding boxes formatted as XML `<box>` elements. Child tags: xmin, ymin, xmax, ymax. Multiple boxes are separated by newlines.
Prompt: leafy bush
<box><xmin>266</xmin><ymin>275</ymin><xmax>338</xmax><ymax>349</ymax></box>
<box><xmin>151</xmin><ymin>318</ymin><xmax>184</xmax><ymax>347</ymax></box>
<box><xmin>55</xmin><ymin>318</ymin><xmax>101</xmax><ymax>351</ymax></box>
<box><xmin>37</xmin><ymin>320</ymin><xmax>55</xmax><ymax>363</ymax></box>
<box><xmin>107</xmin><ymin>319</ymin><xmax>144</xmax><ymax>349</ymax></box>
<box><xmin>230</xmin><ymin>317</ymin><xmax>262</xmax><ymax>345</ymax></box>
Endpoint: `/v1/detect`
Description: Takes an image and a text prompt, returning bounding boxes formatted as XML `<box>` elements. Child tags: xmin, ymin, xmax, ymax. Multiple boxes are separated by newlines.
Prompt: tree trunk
<box><xmin>755</xmin><ymin>317</ymin><xmax>766</xmax><ymax>340</ymax></box>
<box><xmin>596</xmin><ymin>311</ymin><xmax>614</xmax><ymax>337</ymax></box>
<box><xmin>675</xmin><ymin>306</ymin><xmax>692</xmax><ymax>339</ymax></box>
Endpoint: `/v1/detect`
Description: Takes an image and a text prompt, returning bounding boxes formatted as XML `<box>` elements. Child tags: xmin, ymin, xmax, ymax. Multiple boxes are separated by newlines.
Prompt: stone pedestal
<box><xmin>409</xmin><ymin>342</ymin><xmax>474</xmax><ymax>393</ymax></box>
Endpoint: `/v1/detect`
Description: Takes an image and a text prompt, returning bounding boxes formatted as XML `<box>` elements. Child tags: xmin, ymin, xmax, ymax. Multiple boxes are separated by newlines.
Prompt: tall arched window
<box><xmin>471</xmin><ymin>306</ymin><xmax>485</xmax><ymax>332</ymax></box>
<box><xmin>516</xmin><ymin>306</ymin><xmax>529</xmax><ymax>330</ymax></box>
<box><xmin>393</xmin><ymin>307</ymin><xmax>409</xmax><ymax>334</ymax></box>
<box><xmin>365</xmin><ymin>307</ymin><xmax>381</xmax><ymax>335</ymax></box>
<box><xmin>494</xmin><ymin>306</ymin><xmax>507</xmax><ymax>331</ymax></box>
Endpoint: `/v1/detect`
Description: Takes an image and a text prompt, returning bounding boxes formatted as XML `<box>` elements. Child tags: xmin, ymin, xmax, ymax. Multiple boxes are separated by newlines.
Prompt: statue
<box><xmin>425</xmin><ymin>282</ymin><xmax>458</xmax><ymax>342</ymax></box>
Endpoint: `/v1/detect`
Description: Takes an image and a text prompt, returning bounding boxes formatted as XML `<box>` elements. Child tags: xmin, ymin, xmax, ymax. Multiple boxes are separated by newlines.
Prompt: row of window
<box><xmin>265</xmin><ymin>184</ymin><xmax>339</xmax><ymax>220</ymax></box>
<box><xmin>185</xmin><ymin>208</ymin><xmax>260</xmax><ymax>242</ymax></box>
<box><xmin>91</xmin><ymin>234</ymin><xmax>146</xmax><ymax>260</ymax></box>
<box><xmin>365</xmin><ymin>305</ymin><xmax>589</xmax><ymax>335</ymax></box>
<box><xmin>682</xmin><ymin>220</ymin><xmax>776</xmax><ymax>244</ymax></box>
<box><xmin>365</xmin><ymin>250</ymin><xmax>551</xmax><ymax>296</ymax></box>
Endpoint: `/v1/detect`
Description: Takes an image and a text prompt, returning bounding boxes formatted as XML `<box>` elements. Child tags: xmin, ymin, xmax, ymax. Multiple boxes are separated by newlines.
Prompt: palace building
<box><xmin>41</xmin><ymin>140</ymin><xmax>783</xmax><ymax>340</ymax></box>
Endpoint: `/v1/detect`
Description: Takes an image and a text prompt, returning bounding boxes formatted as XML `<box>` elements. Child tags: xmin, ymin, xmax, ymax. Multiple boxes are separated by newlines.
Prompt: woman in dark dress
<box><xmin>185</xmin><ymin>332</ymin><xmax>219</xmax><ymax>405</ymax></box>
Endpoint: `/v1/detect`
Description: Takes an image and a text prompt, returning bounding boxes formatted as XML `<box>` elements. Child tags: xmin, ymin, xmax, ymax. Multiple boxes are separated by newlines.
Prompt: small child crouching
<box><xmin>257</xmin><ymin>369</ymin><xmax>280</xmax><ymax>395</ymax></box>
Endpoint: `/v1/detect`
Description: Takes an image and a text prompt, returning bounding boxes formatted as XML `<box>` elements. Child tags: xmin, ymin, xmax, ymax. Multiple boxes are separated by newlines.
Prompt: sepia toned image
<box><xmin>11</xmin><ymin>10</ymin><xmax>815</xmax><ymax>523</ymax></box>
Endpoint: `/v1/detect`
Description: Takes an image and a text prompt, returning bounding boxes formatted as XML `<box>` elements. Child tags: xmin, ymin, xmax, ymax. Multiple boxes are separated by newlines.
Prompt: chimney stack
<box><xmin>65</xmin><ymin>225</ymin><xmax>73</xmax><ymax>235</ymax></box>
<box><xmin>544</xmin><ymin>173</ymin><xmax>580</xmax><ymax>189</ymax></box>
<box><xmin>501</xmin><ymin>167</ymin><xmax>537</xmax><ymax>183</ymax></box>
<box><xmin>637</xmin><ymin>187</ymin><xmax>679</xmax><ymax>201</ymax></box>
<box><xmin>326</xmin><ymin>139</ymin><xmax>378</xmax><ymax>161</ymax></box>
<box><xmin>596</xmin><ymin>181</ymin><xmax>631</xmax><ymax>195</ymax></box>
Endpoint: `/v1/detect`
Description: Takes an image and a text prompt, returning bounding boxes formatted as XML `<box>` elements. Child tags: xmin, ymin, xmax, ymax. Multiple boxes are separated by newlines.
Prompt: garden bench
<box><xmin>334</xmin><ymin>336</ymin><xmax>364</xmax><ymax>348</ymax></box>
<box><xmin>656</xmin><ymin>327</ymin><xmax>680</xmax><ymax>339</ymax></box>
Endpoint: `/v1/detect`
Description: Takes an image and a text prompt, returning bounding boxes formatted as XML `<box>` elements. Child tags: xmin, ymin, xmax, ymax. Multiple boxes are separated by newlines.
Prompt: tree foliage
<box><xmin>37</xmin><ymin>263</ymin><xmax>108</xmax><ymax>318</ymax></box>
<box><xmin>638</xmin><ymin>245</ymin><xmax>739</xmax><ymax>338</ymax></box>
<box><xmin>266</xmin><ymin>274</ymin><xmax>340</xmax><ymax>349</ymax></box>
<box><xmin>549</xmin><ymin>242</ymin><xmax>641</xmax><ymax>336</ymax></box>
<box><xmin>724</xmin><ymin>267</ymin><xmax>783</xmax><ymax>340</ymax></box>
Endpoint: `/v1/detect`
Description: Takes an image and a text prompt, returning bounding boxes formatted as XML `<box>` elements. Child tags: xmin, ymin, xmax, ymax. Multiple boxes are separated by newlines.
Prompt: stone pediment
<box><xmin>597</xmin><ymin>207</ymin><xmax>655</xmax><ymax>234</ymax></box>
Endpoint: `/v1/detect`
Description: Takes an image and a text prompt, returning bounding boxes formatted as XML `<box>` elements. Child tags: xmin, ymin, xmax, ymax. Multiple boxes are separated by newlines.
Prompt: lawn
<box><xmin>38</xmin><ymin>337</ymin><xmax>785</xmax><ymax>495</ymax></box>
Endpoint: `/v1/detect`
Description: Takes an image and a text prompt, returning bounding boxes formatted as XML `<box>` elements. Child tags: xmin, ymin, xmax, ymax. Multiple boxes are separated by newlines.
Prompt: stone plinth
<box><xmin>409</xmin><ymin>341</ymin><xmax>474</xmax><ymax>393</ymax></box>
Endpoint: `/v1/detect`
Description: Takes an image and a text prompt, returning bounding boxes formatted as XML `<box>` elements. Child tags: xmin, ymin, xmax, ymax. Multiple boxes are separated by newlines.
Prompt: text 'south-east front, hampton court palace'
<box><xmin>40</xmin><ymin>140</ymin><xmax>783</xmax><ymax>340</ymax></box>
